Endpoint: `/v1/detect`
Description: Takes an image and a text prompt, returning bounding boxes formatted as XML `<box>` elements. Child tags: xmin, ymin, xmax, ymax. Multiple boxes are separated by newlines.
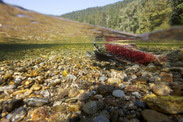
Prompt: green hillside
<box><xmin>62</xmin><ymin>0</ymin><xmax>183</xmax><ymax>34</ymax></box>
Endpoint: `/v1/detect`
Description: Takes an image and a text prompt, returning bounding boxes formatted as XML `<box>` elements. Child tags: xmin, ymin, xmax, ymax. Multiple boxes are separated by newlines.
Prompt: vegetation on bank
<box><xmin>62</xmin><ymin>0</ymin><xmax>183</xmax><ymax>34</ymax></box>
<box><xmin>0</xmin><ymin>3</ymin><xmax>98</xmax><ymax>43</ymax></box>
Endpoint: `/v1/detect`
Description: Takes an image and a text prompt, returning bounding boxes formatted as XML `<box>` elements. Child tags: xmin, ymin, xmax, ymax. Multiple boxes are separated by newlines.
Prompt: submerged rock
<box><xmin>132</xmin><ymin>92</ymin><xmax>142</xmax><ymax>99</ymax></box>
<box><xmin>82</xmin><ymin>101</ymin><xmax>98</xmax><ymax>115</ymax></box>
<box><xmin>4</xmin><ymin>74</ymin><xmax>13</xmax><ymax>82</ymax></box>
<box><xmin>107</xmin><ymin>78</ymin><xmax>121</xmax><ymax>85</ymax></box>
<box><xmin>159</xmin><ymin>72</ymin><xmax>173</xmax><ymax>82</ymax></box>
<box><xmin>151</xmin><ymin>83</ymin><xmax>172</xmax><ymax>96</ymax></box>
<box><xmin>171</xmin><ymin>85</ymin><xmax>183</xmax><ymax>96</ymax></box>
<box><xmin>69</xmin><ymin>104</ymin><xmax>80</xmax><ymax>112</ymax></box>
<box><xmin>93</xmin><ymin>115</ymin><xmax>109</xmax><ymax>122</ymax></box>
<box><xmin>28</xmin><ymin>106</ymin><xmax>50</xmax><ymax>121</ymax></box>
<box><xmin>144</xmin><ymin>94</ymin><xmax>183</xmax><ymax>114</ymax></box>
<box><xmin>1</xmin><ymin>99</ymin><xmax>24</xmax><ymax>113</ymax></box>
<box><xmin>78</xmin><ymin>93</ymin><xmax>90</xmax><ymax>101</ymax></box>
<box><xmin>126</xmin><ymin>65</ymin><xmax>140</xmax><ymax>73</ymax></box>
<box><xmin>135</xmin><ymin>101</ymin><xmax>147</xmax><ymax>109</ymax></box>
<box><xmin>26</xmin><ymin>97</ymin><xmax>49</xmax><ymax>107</ymax></box>
<box><xmin>14</xmin><ymin>76</ymin><xmax>25</xmax><ymax>85</ymax></box>
<box><xmin>40</xmin><ymin>90</ymin><xmax>50</xmax><ymax>98</ymax></box>
<box><xmin>68</xmin><ymin>89</ymin><xmax>79</xmax><ymax>98</ymax></box>
<box><xmin>67</xmin><ymin>74</ymin><xmax>77</xmax><ymax>82</ymax></box>
<box><xmin>146</xmin><ymin>63</ymin><xmax>157</xmax><ymax>71</ymax></box>
<box><xmin>99</xmin><ymin>76</ymin><xmax>108</xmax><ymax>83</ymax></box>
<box><xmin>52</xmin><ymin>104</ymin><xmax>66</xmax><ymax>112</ymax></box>
<box><xmin>0</xmin><ymin>85</ymin><xmax>16</xmax><ymax>92</ymax></box>
<box><xmin>6</xmin><ymin>107</ymin><xmax>27</xmax><ymax>122</ymax></box>
<box><xmin>112</xmin><ymin>90</ymin><xmax>125</xmax><ymax>98</ymax></box>
<box><xmin>97</xmin><ymin>85</ymin><xmax>114</xmax><ymax>95</ymax></box>
<box><xmin>142</xmin><ymin>109</ymin><xmax>170</xmax><ymax>122</ymax></box>
<box><xmin>50</xmin><ymin>79</ymin><xmax>61</xmax><ymax>86</ymax></box>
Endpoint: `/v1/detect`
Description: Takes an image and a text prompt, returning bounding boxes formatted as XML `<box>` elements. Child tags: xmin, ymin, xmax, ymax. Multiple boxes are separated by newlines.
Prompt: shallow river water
<box><xmin>0</xmin><ymin>41</ymin><xmax>183</xmax><ymax>121</ymax></box>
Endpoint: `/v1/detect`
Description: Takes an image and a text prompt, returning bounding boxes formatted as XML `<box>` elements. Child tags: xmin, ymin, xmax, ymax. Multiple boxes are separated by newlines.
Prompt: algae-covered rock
<box><xmin>144</xmin><ymin>94</ymin><xmax>183</xmax><ymax>114</ymax></box>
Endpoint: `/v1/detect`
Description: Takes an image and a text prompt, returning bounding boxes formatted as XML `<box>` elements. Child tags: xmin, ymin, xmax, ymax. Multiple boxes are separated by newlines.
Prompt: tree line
<box><xmin>61</xmin><ymin>0</ymin><xmax>183</xmax><ymax>34</ymax></box>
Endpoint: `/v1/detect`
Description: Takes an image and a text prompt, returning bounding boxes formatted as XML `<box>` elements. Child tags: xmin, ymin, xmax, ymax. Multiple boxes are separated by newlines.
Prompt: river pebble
<box><xmin>26</xmin><ymin>97</ymin><xmax>49</xmax><ymax>107</ymax></box>
<box><xmin>0</xmin><ymin>85</ymin><xmax>16</xmax><ymax>92</ymax></box>
<box><xmin>142</xmin><ymin>109</ymin><xmax>170</xmax><ymax>122</ymax></box>
<box><xmin>93</xmin><ymin>115</ymin><xmax>109</xmax><ymax>122</ymax></box>
<box><xmin>112</xmin><ymin>90</ymin><xmax>125</xmax><ymax>98</ymax></box>
<box><xmin>0</xmin><ymin>44</ymin><xmax>182</xmax><ymax>121</ymax></box>
<box><xmin>6</xmin><ymin>107</ymin><xmax>27</xmax><ymax>122</ymax></box>
<box><xmin>82</xmin><ymin>101</ymin><xmax>98</xmax><ymax>114</ymax></box>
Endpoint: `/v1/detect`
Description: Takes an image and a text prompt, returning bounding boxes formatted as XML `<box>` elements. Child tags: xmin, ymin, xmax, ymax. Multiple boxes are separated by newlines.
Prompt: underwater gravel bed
<box><xmin>0</xmin><ymin>43</ymin><xmax>183</xmax><ymax>121</ymax></box>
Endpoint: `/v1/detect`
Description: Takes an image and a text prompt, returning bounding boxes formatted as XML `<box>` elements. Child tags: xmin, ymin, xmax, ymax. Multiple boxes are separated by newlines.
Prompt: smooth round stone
<box><xmin>97</xmin><ymin>85</ymin><xmax>114</xmax><ymax>95</ymax></box>
<box><xmin>52</xmin><ymin>105</ymin><xmax>66</xmax><ymax>112</ymax></box>
<box><xmin>4</xmin><ymin>74</ymin><xmax>13</xmax><ymax>81</ymax></box>
<box><xmin>171</xmin><ymin>85</ymin><xmax>183</xmax><ymax>96</ymax></box>
<box><xmin>0</xmin><ymin>85</ymin><xmax>16</xmax><ymax>92</ymax></box>
<box><xmin>40</xmin><ymin>90</ymin><xmax>50</xmax><ymax>97</ymax></box>
<box><xmin>100</xmin><ymin>110</ymin><xmax>110</xmax><ymax>119</ymax></box>
<box><xmin>1</xmin><ymin>99</ymin><xmax>24</xmax><ymax>113</ymax></box>
<box><xmin>68</xmin><ymin>89</ymin><xmax>79</xmax><ymax>98</ymax></box>
<box><xmin>126</xmin><ymin>65</ymin><xmax>140</xmax><ymax>73</ymax></box>
<box><xmin>132</xmin><ymin>92</ymin><xmax>142</xmax><ymax>99</ymax></box>
<box><xmin>142</xmin><ymin>109</ymin><xmax>170</xmax><ymax>122</ymax></box>
<box><xmin>107</xmin><ymin>78</ymin><xmax>121</xmax><ymax>85</ymax></box>
<box><xmin>28</xmin><ymin>106</ymin><xmax>50</xmax><ymax>121</ymax></box>
<box><xmin>131</xmin><ymin>74</ymin><xmax>137</xmax><ymax>80</ymax></box>
<box><xmin>144</xmin><ymin>95</ymin><xmax>183</xmax><ymax>114</ymax></box>
<box><xmin>94</xmin><ymin>94</ymin><xmax>103</xmax><ymax>99</ymax></box>
<box><xmin>16</xmin><ymin>93</ymin><xmax>25</xmax><ymax>99</ymax></box>
<box><xmin>14</xmin><ymin>76</ymin><xmax>24</xmax><ymax>85</ymax></box>
<box><xmin>4</xmin><ymin>89</ymin><xmax>14</xmax><ymax>95</ymax></box>
<box><xmin>53</xmin><ymin>101</ymin><xmax>62</xmax><ymax>107</ymax></box>
<box><xmin>78</xmin><ymin>93</ymin><xmax>90</xmax><ymax>101</ymax></box>
<box><xmin>110</xmin><ymin>108</ymin><xmax>120</xmax><ymax>122</ymax></box>
<box><xmin>99</xmin><ymin>76</ymin><xmax>107</xmax><ymax>82</ymax></box>
<box><xmin>67</xmin><ymin>74</ymin><xmax>76</xmax><ymax>82</ymax></box>
<box><xmin>93</xmin><ymin>115</ymin><xmax>109</xmax><ymax>122</ymax></box>
<box><xmin>26</xmin><ymin>97</ymin><xmax>49</xmax><ymax>107</ymax></box>
<box><xmin>82</xmin><ymin>101</ymin><xmax>98</xmax><ymax>115</ymax></box>
<box><xmin>112</xmin><ymin>90</ymin><xmax>125</xmax><ymax>98</ymax></box>
<box><xmin>50</xmin><ymin>79</ymin><xmax>61</xmax><ymax>86</ymax></box>
<box><xmin>88</xmin><ymin>90</ymin><xmax>97</xmax><ymax>96</ymax></box>
<box><xmin>152</xmin><ymin>84</ymin><xmax>172</xmax><ymax>96</ymax></box>
<box><xmin>65</xmin><ymin>98</ymin><xmax>78</xmax><ymax>103</ymax></box>
<box><xmin>6</xmin><ymin>107</ymin><xmax>27</xmax><ymax>122</ymax></box>
<box><xmin>159</xmin><ymin>72</ymin><xmax>173</xmax><ymax>82</ymax></box>
<box><xmin>117</xmin><ymin>72</ymin><xmax>127</xmax><ymax>80</ymax></box>
<box><xmin>135</xmin><ymin>101</ymin><xmax>147</xmax><ymax>109</ymax></box>
<box><xmin>69</xmin><ymin>104</ymin><xmax>80</xmax><ymax>112</ymax></box>
<box><xmin>30</xmin><ymin>84</ymin><xmax>42</xmax><ymax>91</ymax></box>
<box><xmin>118</xmin><ymin>83</ymin><xmax>126</xmax><ymax>89</ymax></box>
<box><xmin>14</xmin><ymin>78</ymin><xmax>22</xmax><ymax>85</ymax></box>
<box><xmin>24</xmin><ymin>89</ymin><xmax>32</xmax><ymax>96</ymax></box>
<box><xmin>146</xmin><ymin>63</ymin><xmax>157</xmax><ymax>71</ymax></box>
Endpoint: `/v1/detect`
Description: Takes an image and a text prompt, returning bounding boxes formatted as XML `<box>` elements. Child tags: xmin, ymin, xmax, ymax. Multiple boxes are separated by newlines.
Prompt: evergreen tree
<box><xmin>61</xmin><ymin>0</ymin><xmax>176</xmax><ymax>34</ymax></box>
<box><xmin>171</xmin><ymin>0</ymin><xmax>183</xmax><ymax>25</ymax></box>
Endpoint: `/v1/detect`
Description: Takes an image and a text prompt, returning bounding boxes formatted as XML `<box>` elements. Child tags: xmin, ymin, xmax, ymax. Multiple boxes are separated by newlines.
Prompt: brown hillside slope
<box><xmin>0</xmin><ymin>3</ymin><xmax>98</xmax><ymax>43</ymax></box>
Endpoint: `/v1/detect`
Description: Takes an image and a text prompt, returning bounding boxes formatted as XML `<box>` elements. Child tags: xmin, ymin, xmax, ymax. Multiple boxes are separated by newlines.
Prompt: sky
<box><xmin>4</xmin><ymin>0</ymin><xmax>122</xmax><ymax>15</ymax></box>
